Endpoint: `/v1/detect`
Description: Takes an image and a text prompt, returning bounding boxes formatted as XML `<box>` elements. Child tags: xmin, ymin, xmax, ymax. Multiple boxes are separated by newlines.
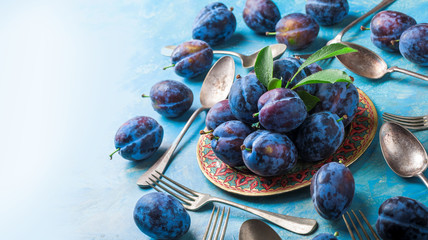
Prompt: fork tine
<box><xmin>214</xmin><ymin>207</ymin><xmax>226</xmax><ymax>240</ymax></box>
<box><xmin>382</xmin><ymin>115</ymin><xmax>426</xmax><ymax>123</ymax></box>
<box><xmin>219</xmin><ymin>208</ymin><xmax>230</xmax><ymax>240</ymax></box>
<box><xmin>383</xmin><ymin>112</ymin><xmax>427</xmax><ymax>121</ymax></box>
<box><xmin>209</xmin><ymin>207</ymin><xmax>221</xmax><ymax>240</ymax></box>
<box><xmin>346</xmin><ymin>211</ymin><xmax>363</xmax><ymax>240</ymax></box>
<box><xmin>382</xmin><ymin>118</ymin><xmax>428</xmax><ymax>129</ymax></box>
<box><xmin>151</xmin><ymin>174</ymin><xmax>196</xmax><ymax>201</ymax></box>
<box><xmin>359</xmin><ymin>210</ymin><xmax>380</xmax><ymax>240</ymax></box>
<box><xmin>351</xmin><ymin>210</ymin><xmax>370</xmax><ymax>240</ymax></box>
<box><xmin>382</xmin><ymin>115</ymin><xmax>426</xmax><ymax>125</ymax></box>
<box><xmin>203</xmin><ymin>206</ymin><xmax>217</xmax><ymax>240</ymax></box>
<box><xmin>147</xmin><ymin>177</ymin><xmax>191</xmax><ymax>205</ymax></box>
<box><xmin>342</xmin><ymin>214</ymin><xmax>356</xmax><ymax>240</ymax></box>
<box><xmin>155</xmin><ymin>170</ymin><xmax>198</xmax><ymax>196</ymax></box>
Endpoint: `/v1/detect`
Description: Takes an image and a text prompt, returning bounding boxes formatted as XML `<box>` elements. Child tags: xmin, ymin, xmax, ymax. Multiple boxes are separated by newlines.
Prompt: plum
<box><xmin>306</xmin><ymin>0</ymin><xmax>349</xmax><ymax>26</ymax></box>
<box><xmin>256</xmin><ymin>88</ymin><xmax>307</xmax><ymax>133</ymax></box>
<box><xmin>367</xmin><ymin>11</ymin><xmax>417</xmax><ymax>52</ymax></box>
<box><xmin>273</xmin><ymin>57</ymin><xmax>317</xmax><ymax>94</ymax></box>
<box><xmin>229</xmin><ymin>74</ymin><xmax>267</xmax><ymax>123</ymax></box>
<box><xmin>306</xmin><ymin>62</ymin><xmax>323</xmax><ymax>75</ymax></box>
<box><xmin>167</xmin><ymin>40</ymin><xmax>214</xmax><ymax>78</ymax></box>
<box><xmin>210</xmin><ymin>120</ymin><xmax>253</xmax><ymax>167</ymax></box>
<box><xmin>147</xmin><ymin>80</ymin><xmax>193</xmax><ymax>118</ymax></box>
<box><xmin>267</xmin><ymin>13</ymin><xmax>319</xmax><ymax>50</ymax></box>
<box><xmin>295</xmin><ymin>111</ymin><xmax>345</xmax><ymax>162</ymax></box>
<box><xmin>192</xmin><ymin>2</ymin><xmax>236</xmax><ymax>46</ymax></box>
<box><xmin>112</xmin><ymin>116</ymin><xmax>163</xmax><ymax>161</ymax></box>
<box><xmin>243</xmin><ymin>0</ymin><xmax>281</xmax><ymax>34</ymax></box>
<box><xmin>241</xmin><ymin>130</ymin><xmax>298</xmax><ymax>177</ymax></box>
<box><xmin>399</xmin><ymin>23</ymin><xmax>428</xmax><ymax>66</ymax></box>
<box><xmin>205</xmin><ymin>99</ymin><xmax>237</xmax><ymax>131</ymax></box>
<box><xmin>312</xmin><ymin>233</ymin><xmax>338</xmax><ymax>240</ymax></box>
<box><xmin>311</xmin><ymin>162</ymin><xmax>355</xmax><ymax>220</ymax></box>
<box><xmin>134</xmin><ymin>192</ymin><xmax>191</xmax><ymax>239</ymax></box>
<box><xmin>312</xmin><ymin>82</ymin><xmax>359</xmax><ymax>127</ymax></box>
<box><xmin>376</xmin><ymin>196</ymin><xmax>428</xmax><ymax>240</ymax></box>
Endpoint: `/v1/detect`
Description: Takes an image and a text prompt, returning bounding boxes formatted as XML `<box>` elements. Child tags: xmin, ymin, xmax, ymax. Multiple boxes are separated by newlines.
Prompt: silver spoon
<box><xmin>380</xmin><ymin>122</ymin><xmax>428</xmax><ymax>188</ymax></box>
<box><xmin>161</xmin><ymin>44</ymin><xmax>287</xmax><ymax>68</ymax></box>
<box><xmin>239</xmin><ymin>219</ymin><xmax>281</xmax><ymax>240</ymax></box>
<box><xmin>137</xmin><ymin>56</ymin><xmax>235</xmax><ymax>187</ymax></box>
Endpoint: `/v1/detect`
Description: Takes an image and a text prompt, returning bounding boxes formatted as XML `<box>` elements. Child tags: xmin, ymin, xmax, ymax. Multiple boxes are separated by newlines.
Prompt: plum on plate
<box><xmin>112</xmin><ymin>116</ymin><xmax>163</xmax><ymax>161</ymax></box>
<box><xmin>134</xmin><ymin>192</ymin><xmax>191</xmax><ymax>239</ymax></box>
<box><xmin>306</xmin><ymin>0</ymin><xmax>349</xmax><ymax>26</ymax></box>
<box><xmin>399</xmin><ymin>23</ymin><xmax>428</xmax><ymax>66</ymax></box>
<box><xmin>311</xmin><ymin>162</ymin><xmax>355</xmax><ymax>220</ymax></box>
<box><xmin>205</xmin><ymin>99</ymin><xmax>237</xmax><ymax>131</ymax></box>
<box><xmin>272</xmin><ymin>57</ymin><xmax>317</xmax><ymax>94</ymax></box>
<box><xmin>243</xmin><ymin>0</ymin><xmax>281</xmax><ymax>34</ymax></box>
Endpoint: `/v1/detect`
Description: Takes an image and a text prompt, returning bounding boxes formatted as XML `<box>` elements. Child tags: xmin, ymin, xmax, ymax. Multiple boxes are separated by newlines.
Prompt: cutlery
<box><xmin>161</xmin><ymin>44</ymin><xmax>287</xmax><ymax>68</ymax></box>
<box><xmin>342</xmin><ymin>210</ymin><xmax>380</xmax><ymax>240</ymax></box>
<box><xmin>295</xmin><ymin>0</ymin><xmax>397</xmax><ymax>59</ymax></box>
<box><xmin>239</xmin><ymin>219</ymin><xmax>281</xmax><ymax>240</ymax></box>
<box><xmin>379</xmin><ymin>122</ymin><xmax>428</xmax><ymax>188</ymax></box>
<box><xmin>136</xmin><ymin>56</ymin><xmax>235</xmax><ymax>187</ymax></box>
<box><xmin>382</xmin><ymin>112</ymin><xmax>428</xmax><ymax>130</ymax></box>
<box><xmin>203</xmin><ymin>206</ymin><xmax>230</xmax><ymax>240</ymax></box>
<box><xmin>145</xmin><ymin>171</ymin><xmax>318</xmax><ymax>235</ymax></box>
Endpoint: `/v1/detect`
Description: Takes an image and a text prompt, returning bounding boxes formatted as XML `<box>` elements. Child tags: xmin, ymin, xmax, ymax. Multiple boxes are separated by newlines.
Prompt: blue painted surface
<box><xmin>0</xmin><ymin>0</ymin><xmax>427</xmax><ymax>239</ymax></box>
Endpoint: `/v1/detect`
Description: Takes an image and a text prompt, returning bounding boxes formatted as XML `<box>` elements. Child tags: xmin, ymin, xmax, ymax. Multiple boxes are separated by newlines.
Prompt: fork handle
<box><xmin>211</xmin><ymin>197</ymin><xmax>317</xmax><ymax>235</ymax></box>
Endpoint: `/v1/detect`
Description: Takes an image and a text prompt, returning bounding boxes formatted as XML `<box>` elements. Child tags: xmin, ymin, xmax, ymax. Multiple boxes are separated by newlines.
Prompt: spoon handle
<box><xmin>332</xmin><ymin>0</ymin><xmax>396</xmax><ymax>42</ymax></box>
<box><xmin>417</xmin><ymin>173</ymin><xmax>428</xmax><ymax>188</ymax></box>
<box><xmin>389</xmin><ymin>66</ymin><xmax>428</xmax><ymax>81</ymax></box>
<box><xmin>213</xmin><ymin>50</ymin><xmax>244</xmax><ymax>58</ymax></box>
<box><xmin>137</xmin><ymin>107</ymin><xmax>207</xmax><ymax>187</ymax></box>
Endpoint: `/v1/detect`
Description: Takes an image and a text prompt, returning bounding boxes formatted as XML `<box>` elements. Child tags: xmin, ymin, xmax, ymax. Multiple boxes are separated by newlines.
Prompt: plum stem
<box><xmin>251</xmin><ymin>122</ymin><xmax>260</xmax><ymax>129</ymax></box>
<box><xmin>109</xmin><ymin>148</ymin><xmax>120</xmax><ymax>160</ymax></box>
<box><xmin>285</xmin><ymin>80</ymin><xmax>291</xmax><ymax>89</ymax></box>
<box><xmin>265</xmin><ymin>32</ymin><xmax>277</xmax><ymax>36</ymax></box>
<box><xmin>163</xmin><ymin>64</ymin><xmax>175</xmax><ymax>70</ymax></box>
<box><xmin>390</xmin><ymin>39</ymin><xmax>400</xmax><ymax>46</ymax></box>
<box><xmin>360</xmin><ymin>26</ymin><xmax>370</xmax><ymax>31</ymax></box>
<box><xmin>337</xmin><ymin>115</ymin><xmax>348</xmax><ymax>122</ymax></box>
<box><xmin>200</xmin><ymin>129</ymin><xmax>213</xmax><ymax>135</ymax></box>
<box><xmin>207</xmin><ymin>133</ymin><xmax>218</xmax><ymax>140</ymax></box>
<box><xmin>236</xmin><ymin>74</ymin><xmax>241</xmax><ymax>79</ymax></box>
<box><xmin>240</xmin><ymin>145</ymin><xmax>252</xmax><ymax>152</ymax></box>
<box><xmin>334</xmin><ymin>232</ymin><xmax>339</xmax><ymax>237</ymax></box>
<box><xmin>229</xmin><ymin>7</ymin><xmax>234</xmax><ymax>11</ymax></box>
<box><xmin>252</xmin><ymin>112</ymin><xmax>259</xmax><ymax>118</ymax></box>
<box><xmin>141</xmin><ymin>94</ymin><xmax>150</xmax><ymax>98</ymax></box>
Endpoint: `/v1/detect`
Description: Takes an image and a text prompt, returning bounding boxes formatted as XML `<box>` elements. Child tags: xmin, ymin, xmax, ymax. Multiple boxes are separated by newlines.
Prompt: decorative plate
<box><xmin>196</xmin><ymin>89</ymin><xmax>378</xmax><ymax>196</ymax></box>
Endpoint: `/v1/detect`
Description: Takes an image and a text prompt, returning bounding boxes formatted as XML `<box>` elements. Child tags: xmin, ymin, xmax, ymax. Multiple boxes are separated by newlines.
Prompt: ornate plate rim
<box><xmin>196</xmin><ymin>89</ymin><xmax>378</xmax><ymax>196</ymax></box>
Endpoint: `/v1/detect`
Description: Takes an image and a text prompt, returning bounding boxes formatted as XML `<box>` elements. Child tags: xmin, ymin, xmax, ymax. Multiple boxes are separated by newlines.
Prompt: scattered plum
<box><xmin>134</xmin><ymin>192</ymin><xmax>191</xmax><ymax>239</ymax></box>
<box><xmin>267</xmin><ymin>13</ymin><xmax>319</xmax><ymax>50</ymax></box>
<box><xmin>273</xmin><ymin>57</ymin><xmax>317</xmax><ymax>94</ymax></box>
<box><xmin>376</xmin><ymin>196</ymin><xmax>428</xmax><ymax>240</ymax></box>
<box><xmin>312</xmin><ymin>82</ymin><xmax>359</xmax><ymax>127</ymax></box>
<box><xmin>241</xmin><ymin>130</ymin><xmax>298</xmax><ymax>177</ymax></box>
<box><xmin>209</xmin><ymin>120</ymin><xmax>253</xmax><ymax>167</ymax></box>
<box><xmin>399</xmin><ymin>23</ymin><xmax>428</xmax><ymax>66</ymax></box>
<box><xmin>311</xmin><ymin>162</ymin><xmax>355</xmax><ymax>220</ymax></box>
<box><xmin>192</xmin><ymin>2</ymin><xmax>236</xmax><ymax>46</ymax></box>
<box><xmin>205</xmin><ymin>99</ymin><xmax>237</xmax><ymax>131</ymax></box>
<box><xmin>166</xmin><ymin>40</ymin><xmax>214</xmax><ymax>78</ymax></box>
<box><xmin>295</xmin><ymin>111</ymin><xmax>345</xmax><ymax>162</ymax></box>
<box><xmin>111</xmin><ymin>116</ymin><xmax>163</xmax><ymax>161</ymax></box>
<box><xmin>229</xmin><ymin>74</ymin><xmax>267</xmax><ymax>123</ymax></box>
<box><xmin>243</xmin><ymin>0</ymin><xmax>281</xmax><ymax>34</ymax></box>
<box><xmin>256</xmin><ymin>88</ymin><xmax>307</xmax><ymax>133</ymax></box>
<box><xmin>306</xmin><ymin>0</ymin><xmax>349</xmax><ymax>26</ymax></box>
<box><xmin>146</xmin><ymin>80</ymin><xmax>193</xmax><ymax>118</ymax></box>
<box><xmin>366</xmin><ymin>11</ymin><xmax>416</xmax><ymax>52</ymax></box>
<box><xmin>312</xmin><ymin>232</ymin><xmax>339</xmax><ymax>240</ymax></box>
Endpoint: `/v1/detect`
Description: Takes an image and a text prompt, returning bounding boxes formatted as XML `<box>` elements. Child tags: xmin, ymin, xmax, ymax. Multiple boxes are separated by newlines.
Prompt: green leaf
<box><xmin>288</xmin><ymin>43</ymin><xmax>357</xmax><ymax>84</ymax></box>
<box><xmin>268</xmin><ymin>78</ymin><xmax>282</xmax><ymax>90</ymax></box>
<box><xmin>296</xmin><ymin>90</ymin><xmax>320</xmax><ymax>112</ymax></box>
<box><xmin>291</xmin><ymin>69</ymin><xmax>353</xmax><ymax>90</ymax></box>
<box><xmin>254</xmin><ymin>46</ymin><xmax>273</xmax><ymax>88</ymax></box>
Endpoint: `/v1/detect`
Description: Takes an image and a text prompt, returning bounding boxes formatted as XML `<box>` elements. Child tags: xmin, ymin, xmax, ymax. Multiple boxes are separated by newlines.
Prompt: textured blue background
<box><xmin>0</xmin><ymin>0</ymin><xmax>427</xmax><ymax>239</ymax></box>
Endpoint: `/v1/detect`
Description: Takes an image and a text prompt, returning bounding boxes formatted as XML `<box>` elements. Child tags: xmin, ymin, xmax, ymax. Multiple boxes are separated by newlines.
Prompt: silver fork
<box><xmin>382</xmin><ymin>112</ymin><xmax>428</xmax><ymax>130</ymax></box>
<box><xmin>342</xmin><ymin>210</ymin><xmax>380</xmax><ymax>240</ymax></box>
<box><xmin>145</xmin><ymin>171</ymin><xmax>318</xmax><ymax>235</ymax></box>
<box><xmin>203</xmin><ymin>206</ymin><xmax>230</xmax><ymax>240</ymax></box>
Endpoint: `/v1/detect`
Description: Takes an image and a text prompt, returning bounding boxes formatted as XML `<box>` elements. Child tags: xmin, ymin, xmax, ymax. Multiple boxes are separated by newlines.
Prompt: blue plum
<box><xmin>273</xmin><ymin>57</ymin><xmax>317</xmax><ymax>94</ymax></box>
<box><xmin>112</xmin><ymin>116</ymin><xmax>163</xmax><ymax>161</ymax></box>
<box><xmin>257</xmin><ymin>88</ymin><xmax>307</xmax><ymax>133</ymax></box>
<box><xmin>205</xmin><ymin>99</ymin><xmax>237</xmax><ymax>131</ymax></box>
<box><xmin>148</xmin><ymin>80</ymin><xmax>193</xmax><ymax>118</ymax></box>
<box><xmin>376</xmin><ymin>196</ymin><xmax>428</xmax><ymax>240</ymax></box>
<box><xmin>295</xmin><ymin>111</ymin><xmax>345</xmax><ymax>162</ymax></box>
<box><xmin>242</xmin><ymin>130</ymin><xmax>298</xmax><ymax>177</ymax></box>
<box><xmin>229</xmin><ymin>74</ymin><xmax>267</xmax><ymax>123</ymax></box>
<box><xmin>306</xmin><ymin>62</ymin><xmax>323</xmax><ymax>75</ymax></box>
<box><xmin>368</xmin><ymin>11</ymin><xmax>416</xmax><ymax>52</ymax></box>
<box><xmin>312</xmin><ymin>233</ymin><xmax>338</xmax><ymax>240</ymax></box>
<box><xmin>192</xmin><ymin>2</ymin><xmax>236</xmax><ymax>46</ymax></box>
<box><xmin>306</xmin><ymin>0</ymin><xmax>349</xmax><ymax>26</ymax></box>
<box><xmin>399</xmin><ymin>23</ymin><xmax>428</xmax><ymax>66</ymax></box>
<box><xmin>169</xmin><ymin>40</ymin><xmax>214</xmax><ymax>78</ymax></box>
<box><xmin>268</xmin><ymin>13</ymin><xmax>319</xmax><ymax>50</ymax></box>
<box><xmin>134</xmin><ymin>192</ymin><xmax>191</xmax><ymax>239</ymax></box>
<box><xmin>310</xmin><ymin>162</ymin><xmax>355</xmax><ymax>220</ymax></box>
<box><xmin>210</xmin><ymin>120</ymin><xmax>253</xmax><ymax>167</ymax></box>
<box><xmin>312</xmin><ymin>82</ymin><xmax>359</xmax><ymax>127</ymax></box>
<box><xmin>243</xmin><ymin>0</ymin><xmax>281</xmax><ymax>34</ymax></box>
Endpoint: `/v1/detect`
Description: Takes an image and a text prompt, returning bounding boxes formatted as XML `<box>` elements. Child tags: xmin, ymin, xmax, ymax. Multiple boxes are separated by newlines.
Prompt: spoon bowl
<box><xmin>379</xmin><ymin>122</ymin><xmax>428</xmax><ymax>188</ymax></box>
<box><xmin>239</xmin><ymin>219</ymin><xmax>281</xmax><ymax>240</ymax></box>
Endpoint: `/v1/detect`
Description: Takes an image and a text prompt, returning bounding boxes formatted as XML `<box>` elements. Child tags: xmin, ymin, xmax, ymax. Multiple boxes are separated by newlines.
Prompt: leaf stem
<box><xmin>109</xmin><ymin>148</ymin><xmax>120</xmax><ymax>160</ymax></box>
